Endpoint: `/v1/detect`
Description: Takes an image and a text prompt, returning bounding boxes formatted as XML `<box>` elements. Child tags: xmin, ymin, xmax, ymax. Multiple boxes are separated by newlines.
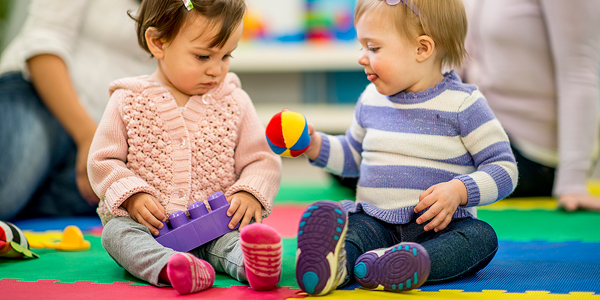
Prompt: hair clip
<box><xmin>183</xmin><ymin>0</ymin><xmax>194</xmax><ymax>11</ymax></box>
<box><xmin>385</xmin><ymin>0</ymin><xmax>419</xmax><ymax>16</ymax></box>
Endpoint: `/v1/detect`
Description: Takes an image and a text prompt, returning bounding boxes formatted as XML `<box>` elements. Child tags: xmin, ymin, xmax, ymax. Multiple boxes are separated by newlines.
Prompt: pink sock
<box><xmin>165</xmin><ymin>252</ymin><xmax>215</xmax><ymax>294</ymax></box>
<box><xmin>240</xmin><ymin>223</ymin><xmax>282</xmax><ymax>291</ymax></box>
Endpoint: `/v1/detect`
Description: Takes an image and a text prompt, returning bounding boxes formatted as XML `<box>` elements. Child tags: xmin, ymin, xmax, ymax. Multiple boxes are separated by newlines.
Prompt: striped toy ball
<box><xmin>266</xmin><ymin>111</ymin><xmax>311</xmax><ymax>157</ymax></box>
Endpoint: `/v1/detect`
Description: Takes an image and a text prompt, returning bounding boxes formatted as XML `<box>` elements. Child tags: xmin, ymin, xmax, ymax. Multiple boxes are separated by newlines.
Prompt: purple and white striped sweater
<box><xmin>311</xmin><ymin>71</ymin><xmax>518</xmax><ymax>224</ymax></box>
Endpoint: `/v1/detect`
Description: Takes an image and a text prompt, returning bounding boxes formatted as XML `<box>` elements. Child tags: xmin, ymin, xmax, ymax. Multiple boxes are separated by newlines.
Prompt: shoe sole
<box><xmin>354</xmin><ymin>242</ymin><xmax>430</xmax><ymax>292</ymax></box>
<box><xmin>295</xmin><ymin>201</ymin><xmax>348</xmax><ymax>295</ymax></box>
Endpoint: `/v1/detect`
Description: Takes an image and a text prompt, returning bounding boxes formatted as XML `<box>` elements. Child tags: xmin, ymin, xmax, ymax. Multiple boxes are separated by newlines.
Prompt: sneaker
<box><xmin>354</xmin><ymin>242</ymin><xmax>430</xmax><ymax>292</ymax></box>
<box><xmin>166</xmin><ymin>252</ymin><xmax>215</xmax><ymax>294</ymax></box>
<box><xmin>295</xmin><ymin>201</ymin><xmax>348</xmax><ymax>295</ymax></box>
<box><xmin>240</xmin><ymin>223</ymin><xmax>283</xmax><ymax>291</ymax></box>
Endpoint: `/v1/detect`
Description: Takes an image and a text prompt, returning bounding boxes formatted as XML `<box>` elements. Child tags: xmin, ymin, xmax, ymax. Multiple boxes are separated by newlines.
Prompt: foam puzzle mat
<box><xmin>2</xmin><ymin>182</ymin><xmax>599</xmax><ymax>299</ymax></box>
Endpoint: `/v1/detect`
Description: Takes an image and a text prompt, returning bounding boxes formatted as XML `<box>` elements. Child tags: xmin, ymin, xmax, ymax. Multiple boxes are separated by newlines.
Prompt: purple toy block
<box><xmin>155</xmin><ymin>192</ymin><xmax>239</xmax><ymax>252</ymax></box>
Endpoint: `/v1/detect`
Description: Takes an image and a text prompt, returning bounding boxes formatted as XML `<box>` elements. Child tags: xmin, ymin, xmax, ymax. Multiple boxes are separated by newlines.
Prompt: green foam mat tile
<box><xmin>479</xmin><ymin>209</ymin><xmax>600</xmax><ymax>242</ymax></box>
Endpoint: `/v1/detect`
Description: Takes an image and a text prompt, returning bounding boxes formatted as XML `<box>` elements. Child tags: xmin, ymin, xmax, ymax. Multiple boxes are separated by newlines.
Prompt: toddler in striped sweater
<box><xmin>295</xmin><ymin>0</ymin><xmax>518</xmax><ymax>295</ymax></box>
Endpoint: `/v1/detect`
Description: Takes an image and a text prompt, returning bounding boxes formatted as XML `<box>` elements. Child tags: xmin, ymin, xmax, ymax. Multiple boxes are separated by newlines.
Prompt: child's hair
<box><xmin>355</xmin><ymin>0</ymin><xmax>468</xmax><ymax>69</ymax></box>
<box><xmin>131</xmin><ymin>0</ymin><xmax>246</xmax><ymax>55</ymax></box>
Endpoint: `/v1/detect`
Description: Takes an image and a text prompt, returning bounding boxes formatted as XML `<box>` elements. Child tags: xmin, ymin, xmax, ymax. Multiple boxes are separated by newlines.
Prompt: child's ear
<box><xmin>415</xmin><ymin>35</ymin><xmax>435</xmax><ymax>62</ymax></box>
<box><xmin>145</xmin><ymin>27</ymin><xmax>166</xmax><ymax>59</ymax></box>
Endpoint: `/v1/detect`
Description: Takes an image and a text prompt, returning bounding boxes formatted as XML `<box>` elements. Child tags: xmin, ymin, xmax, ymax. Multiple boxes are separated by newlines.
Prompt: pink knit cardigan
<box><xmin>88</xmin><ymin>73</ymin><xmax>282</xmax><ymax>225</ymax></box>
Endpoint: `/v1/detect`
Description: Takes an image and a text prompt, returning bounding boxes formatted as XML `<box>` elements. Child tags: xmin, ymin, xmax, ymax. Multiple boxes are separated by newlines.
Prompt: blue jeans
<box><xmin>0</xmin><ymin>72</ymin><xmax>97</xmax><ymax>220</ymax></box>
<box><xmin>344</xmin><ymin>211</ymin><xmax>498</xmax><ymax>285</ymax></box>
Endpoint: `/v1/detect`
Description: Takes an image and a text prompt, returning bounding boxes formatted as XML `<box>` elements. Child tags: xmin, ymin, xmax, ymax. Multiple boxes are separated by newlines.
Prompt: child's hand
<box><xmin>122</xmin><ymin>192</ymin><xmax>166</xmax><ymax>236</ymax></box>
<box><xmin>226</xmin><ymin>191</ymin><xmax>263</xmax><ymax>231</ymax></box>
<box><xmin>302</xmin><ymin>123</ymin><xmax>321</xmax><ymax>161</ymax></box>
<box><xmin>414</xmin><ymin>179</ymin><xmax>467</xmax><ymax>232</ymax></box>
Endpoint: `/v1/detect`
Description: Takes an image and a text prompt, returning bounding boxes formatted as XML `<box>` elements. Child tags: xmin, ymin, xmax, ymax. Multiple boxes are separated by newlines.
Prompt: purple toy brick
<box><xmin>155</xmin><ymin>192</ymin><xmax>240</xmax><ymax>252</ymax></box>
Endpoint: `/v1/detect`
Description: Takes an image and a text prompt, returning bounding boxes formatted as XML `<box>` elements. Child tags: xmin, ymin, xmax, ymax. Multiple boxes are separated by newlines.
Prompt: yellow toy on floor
<box><xmin>26</xmin><ymin>225</ymin><xmax>90</xmax><ymax>251</ymax></box>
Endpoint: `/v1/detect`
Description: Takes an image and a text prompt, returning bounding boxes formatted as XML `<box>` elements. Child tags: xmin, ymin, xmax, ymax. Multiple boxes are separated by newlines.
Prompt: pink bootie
<box><xmin>166</xmin><ymin>252</ymin><xmax>215</xmax><ymax>294</ymax></box>
<box><xmin>240</xmin><ymin>223</ymin><xmax>283</xmax><ymax>291</ymax></box>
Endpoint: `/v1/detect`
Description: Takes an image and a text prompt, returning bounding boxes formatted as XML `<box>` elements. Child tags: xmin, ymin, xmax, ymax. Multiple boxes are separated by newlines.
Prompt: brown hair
<box><xmin>354</xmin><ymin>0</ymin><xmax>468</xmax><ymax>69</ymax></box>
<box><xmin>131</xmin><ymin>0</ymin><xmax>246</xmax><ymax>55</ymax></box>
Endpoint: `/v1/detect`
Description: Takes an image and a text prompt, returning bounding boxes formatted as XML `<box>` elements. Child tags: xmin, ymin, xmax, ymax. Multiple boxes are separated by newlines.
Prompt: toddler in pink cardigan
<box><xmin>87</xmin><ymin>0</ymin><xmax>283</xmax><ymax>295</ymax></box>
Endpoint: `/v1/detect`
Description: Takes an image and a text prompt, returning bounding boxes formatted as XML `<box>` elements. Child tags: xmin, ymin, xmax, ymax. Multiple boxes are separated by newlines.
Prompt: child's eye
<box><xmin>368</xmin><ymin>47</ymin><xmax>379</xmax><ymax>52</ymax></box>
<box><xmin>223</xmin><ymin>54</ymin><xmax>233</xmax><ymax>60</ymax></box>
<box><xmin>196</xmin><ymin>55</ymin><xmax>210</xmax><ymax>61</ymax></box>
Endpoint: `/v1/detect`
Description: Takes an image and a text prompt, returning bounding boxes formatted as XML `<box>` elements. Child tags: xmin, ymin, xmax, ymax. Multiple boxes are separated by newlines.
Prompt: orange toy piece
<box><xmin>43</xmin><ymin>225</ymin><xmax>91</xmax><ymax>251</ymax></box>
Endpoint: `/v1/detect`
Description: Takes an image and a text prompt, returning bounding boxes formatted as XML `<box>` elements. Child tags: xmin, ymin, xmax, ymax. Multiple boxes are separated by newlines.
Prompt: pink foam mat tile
<box><xmin>1</xmin><ymin>279</ymin><xmax>305</xmax><ymax>300</ymax></box>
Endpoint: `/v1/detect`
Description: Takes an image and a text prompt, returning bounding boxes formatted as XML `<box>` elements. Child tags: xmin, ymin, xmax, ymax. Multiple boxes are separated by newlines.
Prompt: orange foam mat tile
<box><xmin>1</xmin><ymin>279</ymin><xmax>305</xmax><ymax>300</ymax></box>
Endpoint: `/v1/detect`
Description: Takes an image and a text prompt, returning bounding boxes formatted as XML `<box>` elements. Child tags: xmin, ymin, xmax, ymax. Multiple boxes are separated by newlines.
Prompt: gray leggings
<box><xmin>101</xmin><ymin>217</ymin><xmax>247</xmax><ymax>286</ymax></box>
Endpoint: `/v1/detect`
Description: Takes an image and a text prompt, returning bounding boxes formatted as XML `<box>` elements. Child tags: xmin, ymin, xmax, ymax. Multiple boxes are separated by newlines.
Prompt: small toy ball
<box><xmin>266</xmin><ymin>110</ymin><xmax>311</xmax><ymax>158</ymax></box>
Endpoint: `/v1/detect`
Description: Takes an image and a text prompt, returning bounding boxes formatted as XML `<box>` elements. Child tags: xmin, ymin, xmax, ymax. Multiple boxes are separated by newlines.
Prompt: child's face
<box><xmin>158</xmin><ymin>15</ymin><xmax>243</xmax><ymax>96</ymax></box>
<box><xmin>356</xmin><ymin>12</ymin><xmax>421</xmax><ymax>96</ymax></box>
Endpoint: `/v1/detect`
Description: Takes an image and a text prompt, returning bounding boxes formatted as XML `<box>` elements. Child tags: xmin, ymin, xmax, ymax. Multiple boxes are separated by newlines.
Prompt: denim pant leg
<box><xmin>189</xmin><ymin>230</ymin><xmax>247</xmax><ymax>282</ymax></box>
<box><xmin>0</xmin><ymin>72</ymin><xmax>94</xmax><ymax>220</ymax></box>
<box><xmin>344</xmin><ymin>212</ymin><xmax>399</xmax><ymax>284</ymax></box>
<box><xmin>101</xmin><ymin>217</ymin><xmax>176</xmax><ymax>286</ymax></box>
<box><xmin>403</xmin><ymin>217</ymin><xmax>499</xmax><ymax>283</ymax></box>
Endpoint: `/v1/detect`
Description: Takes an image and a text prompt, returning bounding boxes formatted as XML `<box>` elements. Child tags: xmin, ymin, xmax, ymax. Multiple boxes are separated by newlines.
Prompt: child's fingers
<box><xmin>227</xmin><ymin>198</ymin><xmax>240</xmax><ymax>217</ymax></box>
<box><xmin>140</xmin><ymin>206</ymin><xmax>163</xmax><ymax>232</ymax></box>
<box><xmin>229</xmin><ymin>203</ymin><xmax>245</xmax><ymax>229</ymax></box>
<box><xmin>415</xmin><ymin>187</ymin><xmax>435</xmax><ymax>213</ymax></box>
<box><xmin>136</xmin><ymin>213</ymin><xmax>160</xmax><ymax>236</ymax></box>
<box><xmin>254</xmin><ymin>209</ymin><xmax>263</xmax><ymax>224</ymax></box>
<box><xmin>433</xmin><ymin>215</ymin><xmax>453</xmax><ymax>232</ymax></box>
<box><xmin>238</xmin><ymin>209</ymin><xmax>255</xmax><ymax>231</ymax></box>
<box><xmin>416</xmin><ymin>200</ymin><xmax>441</xmax><ymax>225</ymax></box>
<box><xmin>149</xmin><ymin>197</ymin><xmax>166</xmax><ymax>221</ymax></box>
<box><xmin>423</xmin><ymin>208</ymin><xmax>447</xmax><ymax>231</ymax></box>
<box><xmin>308</xmin><ymin>123</ymin><xmax>315</xmax><ymax>135</ymax></box>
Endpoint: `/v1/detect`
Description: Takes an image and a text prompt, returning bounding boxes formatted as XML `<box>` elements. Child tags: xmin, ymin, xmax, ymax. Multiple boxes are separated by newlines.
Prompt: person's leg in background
<box><xmin>0</xmin><ymin>72</ymin><xmax>96</xmax><ymax>220</ymax></box>
<box><xmin>507</xmin><ymin>145</ymin><xmax>555</xmax><ymax>198</ymax></box>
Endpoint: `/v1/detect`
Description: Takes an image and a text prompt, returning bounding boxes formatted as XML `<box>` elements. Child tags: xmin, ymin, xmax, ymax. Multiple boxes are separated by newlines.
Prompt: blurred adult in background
<box><xmin>0</xmin><ymin>0</ymin><xmax>152</xmax><ymax>220</ymax></box>
<box><xmin>462</xmin><ymin>0</ymin><xmax>600</xmax><ymax>211</ymax></box>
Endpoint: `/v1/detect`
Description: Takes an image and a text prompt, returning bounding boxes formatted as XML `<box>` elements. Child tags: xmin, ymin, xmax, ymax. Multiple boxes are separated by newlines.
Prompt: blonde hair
<box><xmin>354</xmin><ymin>0</ymin><xmax>468</xmax><ymax>69</ymax></box>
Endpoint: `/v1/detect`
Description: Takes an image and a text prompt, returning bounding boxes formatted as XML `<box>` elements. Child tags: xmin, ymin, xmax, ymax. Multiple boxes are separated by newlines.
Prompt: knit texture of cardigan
<box><xmin>88</xmin><ymin>73</ymin><xmax>282</xmax><ymax>225</ymax></box>
<box><xmin>311</xmin><ymin>71</ymin><xmax>518</xmax><ymax>224</ymax></box>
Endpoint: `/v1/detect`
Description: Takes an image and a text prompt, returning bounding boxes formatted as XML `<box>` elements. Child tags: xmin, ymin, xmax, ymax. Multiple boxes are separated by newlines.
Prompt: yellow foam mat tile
<box><xmin>292</xmin><ymin>289</ymin><xmax>599</xmax><ymax>300</ymax></box>
<box><xmin>481</xmin><ymin>198</ymin><xmax>557</xmax><ymax>211</ymax></box>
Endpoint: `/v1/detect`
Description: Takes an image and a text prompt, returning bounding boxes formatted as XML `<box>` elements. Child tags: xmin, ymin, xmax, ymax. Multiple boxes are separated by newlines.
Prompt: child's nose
<box><xmin>358</xmin><ymin>53</ymin><xmax>368</xmax><ymax>66</ymax></box>
<box><xmin>206</xmin><ymin>61</ymin><xmax>223</xmax><ymax>77</ymax></box>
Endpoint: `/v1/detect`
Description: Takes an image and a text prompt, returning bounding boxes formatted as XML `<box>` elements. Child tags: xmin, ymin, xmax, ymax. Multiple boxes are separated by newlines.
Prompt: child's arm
<box><xmin>121</xmin><ymin>193</ymin><xmax>166</xmax><ymax>236</ymax></box>
<box><xmin>224</xmin><ymin>87</ymin><xmax>282</xmax><ymax>221</ymax></box>
<box><xmin>226</xmin><ymin>191</ymin><xmax>263</xmax><ymax>231</ymax></box>
<box><xmin>414</xmin><ymin>179</ymin><xmax>468</xmax><ymax>232</ymax></box>
<box><xmin>88</xmin><ymin>89</ymin><xmax>163</xmax><ymax>222</ymax></box>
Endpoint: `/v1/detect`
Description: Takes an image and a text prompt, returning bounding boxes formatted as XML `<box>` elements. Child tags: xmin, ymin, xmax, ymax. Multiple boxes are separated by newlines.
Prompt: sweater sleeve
<box><xmin>455</xmin><ymin>91</ymin><xmax>519</xmax><ymax>207</ymax></box>
<box><xmin>0</xmin><ymin>0</ymin><xmax>89</xmax><ymax>77</ymax></box>
<box><xmin>87</xmin><ymin>89</ymin><xmax>159</xmax><ymax>218</ymax></box>
<box><xmin>225</xmin><ymin>88</ymin><xmax>282</xmax><ymax>218</ymax></box>
<box><xmin>310</xmin><ymin>97</ymin><xmax>364</xmax><ymax>177</ymax></box>
<box><xmin>541</xmin><ymin>1</ymin><xmax>600</xmax><ymax>196</ymax></box>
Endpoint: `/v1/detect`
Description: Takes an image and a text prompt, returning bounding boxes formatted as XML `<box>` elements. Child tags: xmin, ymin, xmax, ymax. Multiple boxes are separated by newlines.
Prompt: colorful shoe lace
<box><xmin>166</xmin><ymin>252</ymin><xmax>215</xmax><ymax>294</ymax></box>
<box><xmin>295</xmin><ymin>201</ymin><xmax>348</xmax><ymax>295</ymax></box>
<box><xmin>354</xmin><ymin>242</ymin><xmax>430</xmax><ymax>292</ymax></box>
<box><xmin>240</xmin><ymin>223</ymin><xmax>283</xmax><ymax>291</ymax></box>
